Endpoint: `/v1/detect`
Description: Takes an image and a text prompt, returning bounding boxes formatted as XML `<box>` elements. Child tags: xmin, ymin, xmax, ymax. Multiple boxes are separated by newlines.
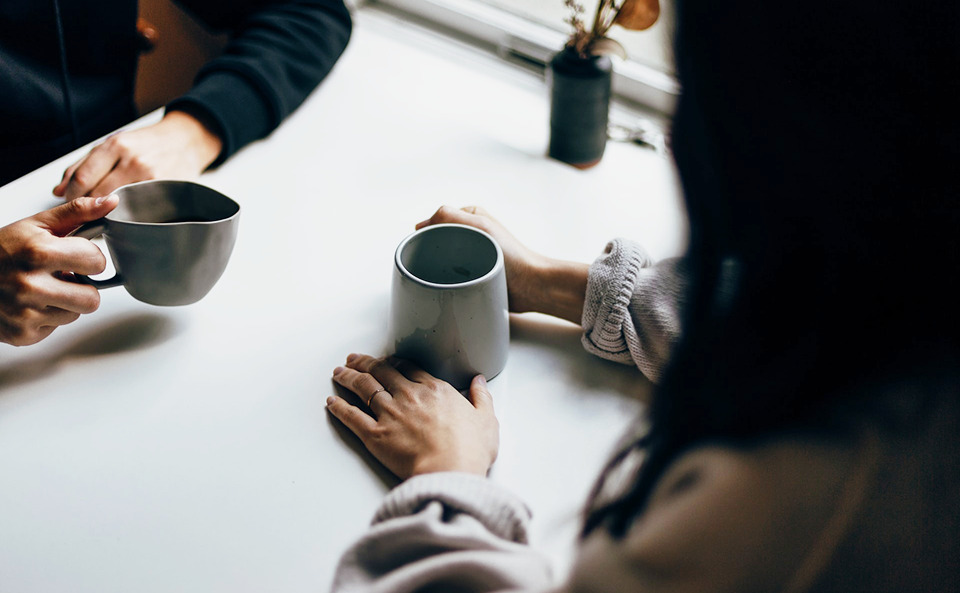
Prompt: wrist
<box><xmin>162</xmin><ymin>109</ymin><xmax>223</xmax><ymax>170</ymax></box>
<box><xmin>410</xmin><ymin>454</ymin><xmax>491</xmax><ymax>478</ymax></box>
<box><xmin>524</xmin><ymin>257</ymin><xmax>589</xmax><ymax>325</ymax></box>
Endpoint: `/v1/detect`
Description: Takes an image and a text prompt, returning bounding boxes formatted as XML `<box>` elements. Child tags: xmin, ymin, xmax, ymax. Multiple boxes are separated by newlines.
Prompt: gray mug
<box><xmin>390</xmin><ymin>223</ymin><xmax>509</xmax><ymax>390</ymax></box>
<box><xmin>70</xmin><ymin>180</ymin><xmax>241</xmax><ymax>306</ymax></box>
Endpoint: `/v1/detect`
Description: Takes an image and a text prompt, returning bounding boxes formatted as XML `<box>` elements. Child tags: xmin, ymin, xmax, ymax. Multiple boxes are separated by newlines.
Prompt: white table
<box><xmin>0</xmin><ymin>7</ymin><xmax>685</xmax><ymax>592</ymax></box>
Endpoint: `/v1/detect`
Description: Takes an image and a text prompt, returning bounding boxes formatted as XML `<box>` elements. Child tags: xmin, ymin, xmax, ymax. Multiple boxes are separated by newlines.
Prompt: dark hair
<box><xmin>584</xmin><ymin>0</ymin><xmax>960</xmax><ymax>537</ymax></box>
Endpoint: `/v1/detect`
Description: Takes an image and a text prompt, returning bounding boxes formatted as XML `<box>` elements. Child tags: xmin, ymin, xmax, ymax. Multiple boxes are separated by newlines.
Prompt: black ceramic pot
<box><xmin>547</xmin><ymin>47</ymin><xmax>613</xmax><ymax>169</ymax></box>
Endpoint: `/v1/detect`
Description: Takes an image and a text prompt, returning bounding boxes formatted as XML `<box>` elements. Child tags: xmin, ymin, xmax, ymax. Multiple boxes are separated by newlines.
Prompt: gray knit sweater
<box><xmin>581</xmin><ymin>239</ymin><xmax>686</xmax><ymax>383</ymax></box>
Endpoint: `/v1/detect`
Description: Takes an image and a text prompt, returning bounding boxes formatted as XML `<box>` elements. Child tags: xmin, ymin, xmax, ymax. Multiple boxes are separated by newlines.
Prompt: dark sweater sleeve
<box><xmin>166</xmin><ymin>0</ymin><xmax>352</xmax><ymax>166</ymax></box>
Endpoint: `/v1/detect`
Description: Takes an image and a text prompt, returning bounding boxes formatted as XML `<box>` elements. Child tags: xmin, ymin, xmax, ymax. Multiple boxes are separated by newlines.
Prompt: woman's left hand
<box><xmin>327</xmin><ymin>354</ymin><xmax>499</xmax><ymax>480</ymax></box>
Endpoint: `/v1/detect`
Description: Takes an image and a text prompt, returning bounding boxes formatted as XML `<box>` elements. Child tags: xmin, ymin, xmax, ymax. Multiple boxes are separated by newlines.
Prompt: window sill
<box><xmin>359</xmin><ymin>0</ymin><xmax>679</xmax><ymax>117</ymax></box>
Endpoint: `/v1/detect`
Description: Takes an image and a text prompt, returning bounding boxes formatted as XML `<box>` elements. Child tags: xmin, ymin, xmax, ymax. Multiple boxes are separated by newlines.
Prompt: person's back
<box><xmin>812</xmin><ymin>381</ymin><xmax>959</xmax><ymax>593</ymax></box>
<box><xmin>0</xmin><ymin>1</ymin><xmax>138</xmax><ymax>184</ymax></box>
<box><xmin>325</xmin><ymin>1</ymin><xmax>960</xmax><ymax>591</ymax></box>
<box><xmin>598</xmin><ymin>1</ymin><xmax>960</xmax><ymax>589</ymax></box>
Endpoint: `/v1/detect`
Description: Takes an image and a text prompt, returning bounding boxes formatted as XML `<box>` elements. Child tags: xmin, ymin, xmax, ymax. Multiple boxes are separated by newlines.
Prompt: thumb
<box><xmin>466</xmin><ymin>374</ymin><xmax>494</xmax><ymax>412</ymax></box>
<box><xmin>32</xmin><ymin>195</ymin><xmax>119</xmax><ymax>236</ymax></box>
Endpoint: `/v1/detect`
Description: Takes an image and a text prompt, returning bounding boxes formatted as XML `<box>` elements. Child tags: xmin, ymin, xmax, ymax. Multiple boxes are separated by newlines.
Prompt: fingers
<box><xmin>0</xmin><ymin>324</ymin><xmax>56</xmax><ymax>347</ymax></box>
<box><xmin>53</xmin><ymin>159</ymin><xmax>82</xmax><ymax>197</ymax></box>
<box><xmin>343</xmin><ymin>353</ymin><xmax>410</xmax><ymax>391</ymax></box>
<box><xmin>466</xmin><ymin>375</ymin><xmax>494</xmax><ymax>412</ymax></box>
<box><xmin>32</xmin><ymin>195</ymin><xmax>119</xmax><ymax>236</ymax></box>
<box><xmin>42</xmin><ymin>237</ymin><xmax>108</xmax><ymax>275</ymax></box>
<box><xmin>13</xmin><ymin>234</ymin><xmax>108</xmax><ymax>277</ymax></box>
<box><xmin>389</xmin><ymin>356</ymin><xmax>435</xmax><ymax>383</ymax></box>
<box><xmin>332</xmin><ymin>364</ymin><xmax>392</xmax><ymax>409</ymax></box>
<box><xmin>61</xmin><ymin>140</ymin><xmax>123</xmax><ymax>201</ymax></box>
<box><xmin>415</xmin><ymin>205</ymin><xmax>492</xmax><ymax>230</ymax></box>
<box><xmin>0</xmin><ymin>305</ymin><xmax>79</xmax><ymax>347</ymax></box>
<box><xmin>87</xmin><ymin>169</ymin><xmax>136</xmax><ymax>199</ymax></box>
<box><xmin>35</xmin><ymin>306</ymin><xmax>83</xmax><ymax>328</ymax></box>
<box><xmin>326</xmin><ymin>395</ymin><xmax>378</xmax><ymax>436</ymax></box>
<box><xmin>16</xmin><ymin>272</ymin><xmax>101</xmax><ymax>314</ymax></box>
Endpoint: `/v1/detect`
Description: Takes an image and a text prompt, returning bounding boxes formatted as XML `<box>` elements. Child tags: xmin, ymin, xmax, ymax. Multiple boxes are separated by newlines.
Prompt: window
<box><xmin>483</xmin><ymin>0</ymin><xmax>674</xmax><ymax>74</ymax></box>
<box><xmin>363</xmin><ymin>0</ymin><xmax>679</xmax><ymax>117</ymax></box>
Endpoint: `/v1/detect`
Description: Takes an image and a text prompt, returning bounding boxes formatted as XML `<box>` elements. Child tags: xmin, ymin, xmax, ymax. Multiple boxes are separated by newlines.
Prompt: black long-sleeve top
<box><xmin>0</xmin><ymin>0</ymin><xmax>352</xmax><ymax>186</ymax></box>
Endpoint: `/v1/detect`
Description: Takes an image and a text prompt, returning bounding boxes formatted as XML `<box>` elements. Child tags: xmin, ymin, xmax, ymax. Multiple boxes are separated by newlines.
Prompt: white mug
<box><xmin>390</xmin><ymin>223</ymin><xmax>509</xmax><ymax>390</ymax></box>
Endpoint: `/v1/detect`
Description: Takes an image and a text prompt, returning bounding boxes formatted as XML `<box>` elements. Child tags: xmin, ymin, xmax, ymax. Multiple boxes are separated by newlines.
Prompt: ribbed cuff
<box><xmin>374</xmin><ymin>473</ymin><xmax>533</xmax><ymax>544</ymax></box>
<box><xmin>581</xmin><ymin>239</ymin><xmax>652</xmax><ymax>362</ymax></box>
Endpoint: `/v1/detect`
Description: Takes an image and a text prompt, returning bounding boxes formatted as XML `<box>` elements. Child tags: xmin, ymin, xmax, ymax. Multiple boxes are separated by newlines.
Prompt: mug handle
<box><xmin>66</xmin><ymin>219</ymin><xmax>124</xmax><ymax>289</ymax></box>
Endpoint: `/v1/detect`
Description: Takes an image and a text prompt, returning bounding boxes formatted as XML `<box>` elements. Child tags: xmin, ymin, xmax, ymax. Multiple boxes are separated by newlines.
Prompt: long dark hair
<box><xmin>584</xmin><ymin>0</ymin><xmax>960</xmax><ymax>538</ymax></box>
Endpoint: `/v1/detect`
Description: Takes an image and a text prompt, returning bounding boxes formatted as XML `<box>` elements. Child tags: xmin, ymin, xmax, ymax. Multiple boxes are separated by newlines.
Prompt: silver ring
<box><xmin>366</xmin><ymin>387</ymin><xmax>386</xmax><ymax>408</ymax></box>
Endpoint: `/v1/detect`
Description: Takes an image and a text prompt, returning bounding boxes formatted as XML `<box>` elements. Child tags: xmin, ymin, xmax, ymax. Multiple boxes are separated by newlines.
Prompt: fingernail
<box><xmin>333</xmin><ymin>366</ymin><xmax>344</xmax><ymax>376</ymax></box>
<box><xmin>476</xmin><ymin>375</ymin><xmax>487</xmax><ymax>386</ymax></box>
<box><xmin>326</xmin><ymin>396</ymin><xmax>336</xmax><ymax>407</ymax></box>
<box><xmin>346</xmin><ymin>353</ymin><xmax>358</xmax><ymax>363</ymax></box>
<box><xmin>95</xmin><ymin>195</ymin><xmax>112</xmax><ymax>205</ymax></box>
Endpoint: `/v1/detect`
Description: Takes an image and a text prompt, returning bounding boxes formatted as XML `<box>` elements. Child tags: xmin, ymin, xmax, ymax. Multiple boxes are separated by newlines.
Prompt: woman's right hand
<box><xmin>416</xmin><ymin>206</ymin><xmax>589</xmax><ymax>325</ymax></box>
<box><xmin>416</xmin><ymin>206</ymin><xmax>545</xmax><ymax>313</ymax></box>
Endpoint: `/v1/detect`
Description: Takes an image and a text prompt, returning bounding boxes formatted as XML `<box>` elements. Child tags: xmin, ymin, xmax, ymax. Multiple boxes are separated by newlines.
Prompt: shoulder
<box><xmin>571</xmin><ymin>436</ymin><xmax>863</xmax><ymax>593</ymax></box>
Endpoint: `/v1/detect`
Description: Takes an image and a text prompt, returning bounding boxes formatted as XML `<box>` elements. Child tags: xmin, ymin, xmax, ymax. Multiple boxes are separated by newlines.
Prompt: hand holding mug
<box><xmin>416</xmin><ymin>206</ymin><xmax>590</xmax><ymax>325</ymax></box>
<box><xmin>0</xmin><ymin>196</ymin><xmax>118</xmax><ymax>346</ymax></box>
<box><xmin>327</xmin><ymin>354</ymin><xmax>499</xmax><ymax>480</ymax></box>
<box><xmin>69</xmin><ymin>180</ymin><xmax>241</xmax><ymax>307</ymax></box>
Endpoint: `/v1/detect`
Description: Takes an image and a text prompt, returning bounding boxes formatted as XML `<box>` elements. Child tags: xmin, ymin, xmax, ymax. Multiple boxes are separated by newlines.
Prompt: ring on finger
<box><xmin>366</xmin><ymin>387</ymin><xmax>386</xmax><ymax>408</ymax></box>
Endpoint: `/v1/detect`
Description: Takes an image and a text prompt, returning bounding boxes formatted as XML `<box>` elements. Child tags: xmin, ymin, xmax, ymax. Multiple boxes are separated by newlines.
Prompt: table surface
<box><xmin>0</xmin><ymin>7</ymin><xmax>686</xmax><ymax>592</ymax></box>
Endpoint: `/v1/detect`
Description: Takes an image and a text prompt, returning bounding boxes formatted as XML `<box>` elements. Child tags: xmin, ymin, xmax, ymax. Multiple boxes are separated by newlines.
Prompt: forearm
<box><xmin>170</xmin><ymin>0</ymin><xmax>352</xmax><ymax>164</ymax></box>
<box><xmin>158</xmin><ymin>110</ymin><xmax>223</xmax><ymax>171</ymax></box>
<box><xmin>519</xmin><ymin>258</ymin><xmax>590</xmax><ymax>325</ymax></box>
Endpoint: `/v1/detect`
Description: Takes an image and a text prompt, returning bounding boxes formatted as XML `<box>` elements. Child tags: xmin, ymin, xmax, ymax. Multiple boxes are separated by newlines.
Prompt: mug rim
<box><xmin>394</xmin><ymin>223</ymin><xmax>504</xmax><ymax>289</ymax></box>
<box><xmin>104</xmin><ymin>179</ymin><xmax>241</xmax><ymax>226</ymax></box>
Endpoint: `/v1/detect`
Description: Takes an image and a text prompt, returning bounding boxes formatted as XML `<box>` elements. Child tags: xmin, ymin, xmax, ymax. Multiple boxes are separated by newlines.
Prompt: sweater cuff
<box><xmin>374</xmin><ymin>473</ymin><xmax>534</xmax><ymax>544</ymax></box>
<box><xmin>581</xmin><ymin>238</ymin><xmax>653</xmax><ymax>363</ymax></box>
<box><xmin>166</xmin><ymin>67</ymin><xmax>277</xmax><ymax>168</ymax></box>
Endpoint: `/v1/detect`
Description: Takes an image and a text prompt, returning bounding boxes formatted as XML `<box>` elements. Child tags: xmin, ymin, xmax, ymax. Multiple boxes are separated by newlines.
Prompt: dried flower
<box><xmin>565</xmin><ymin>0</ymin><xmax>660</xmax><ymax>58</ymax></box>
<box><xmin>615</xmin><ymin>0</ymin><xmax>660</xmax><ymax>31</ymax></box>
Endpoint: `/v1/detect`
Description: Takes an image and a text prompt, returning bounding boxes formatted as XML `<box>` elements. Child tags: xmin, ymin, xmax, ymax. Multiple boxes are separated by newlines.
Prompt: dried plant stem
<box><xmin>609</xmin><ymin>1</ymin><xmax>629</xmax><ymax>34</ymax></box>
<box><xmin>590</xmin><ymin>0</ymin><xmax>608</xmax><ymax>37</ymax></box>
<box><xmin>565</xmin><ymin>0</ymin><xmax>660</xmax><ymax>57</ymax></box>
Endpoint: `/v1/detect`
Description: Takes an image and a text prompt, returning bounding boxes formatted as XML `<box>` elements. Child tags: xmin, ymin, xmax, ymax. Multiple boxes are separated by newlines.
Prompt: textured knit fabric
<box><xmin>0</xmin><ymin>0</ymin><xmax>351</xmax><ymax>185</ymax></box>
<box><xmin>581</xmin><ymin>238</ymin><xmax>687</xmax><ymax>383</ymax></box>
<box><xmin>327</xmin><ymin>239</ymin><xmax>958</xmax><ymax>593</ymax></box>
<box><xmin>331</xmin><ymin>473</ymin><xmax>553</xmax><ymax>593</ymax></box>
<box><xmin>329</xmin><ymin>400</ymin><xmax>960</xmax><ymax>593</ymax></box>
<box><xmin>329</xmin><ymin>241</ymin><xmax>688</xmax><ymax>593</ymax></box>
